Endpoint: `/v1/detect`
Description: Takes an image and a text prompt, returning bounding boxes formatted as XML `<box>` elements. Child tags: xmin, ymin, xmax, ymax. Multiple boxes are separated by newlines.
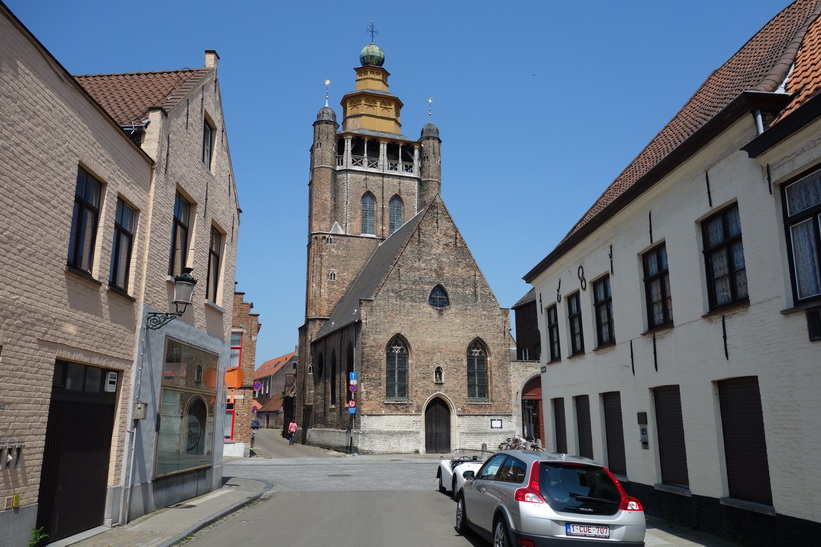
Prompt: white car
<box><xmin>437</xmin><ymin>449</ymin><xmax>494</xmax><ymax>499</ymax></box>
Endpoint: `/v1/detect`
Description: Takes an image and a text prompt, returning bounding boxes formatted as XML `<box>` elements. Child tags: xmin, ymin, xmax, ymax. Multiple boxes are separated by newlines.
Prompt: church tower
<box><xmin>302</xmin><ymin>40</ymin><xmax>439</xmax><ymax>336</ymax></box>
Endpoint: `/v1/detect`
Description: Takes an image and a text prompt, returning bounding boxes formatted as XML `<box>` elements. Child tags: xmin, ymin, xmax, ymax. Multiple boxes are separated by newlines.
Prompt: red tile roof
<box><xmin>526</xmin><ymin>0</ymin><xmax>821</xmax><ymax>282</ymax></box>
<box><xmin>566</xmin><ymin>0</ymin><xmax>821</xmax><ymax>240</ymax></box>
<box><xmin>254</xmin><ymin>352</ymin><xmax>296</xmax><ymax>380</ymax></box>
<box><xmin>74</xmin><ymin>68</ymin><xmax>211</xmax><ymax>126</ymax></box>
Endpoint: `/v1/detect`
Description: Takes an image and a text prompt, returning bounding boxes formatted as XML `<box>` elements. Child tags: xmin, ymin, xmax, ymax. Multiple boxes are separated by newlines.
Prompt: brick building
<box><xmin>253</xmin><ymin>351</ymin><xmax>297</xmax><ymax>430</ymax></box>
<box><xmin>224</xmin><ymin>292</ymin><xmax>261</xmax><ymax>457</ymax></box>
<box><xmin>0</xmin><ymin>5</ymin><xmax>239</xmax><ymax>543</ymax></box>
<box><xmin>524</xmin><ymin>1</ymin><xmax>821</xmax><ymax>543</ymax></box>
<box><xmin>296</xmin><ymin>41</ymin><xmax>514</xmax><ymax>454</ymax></box>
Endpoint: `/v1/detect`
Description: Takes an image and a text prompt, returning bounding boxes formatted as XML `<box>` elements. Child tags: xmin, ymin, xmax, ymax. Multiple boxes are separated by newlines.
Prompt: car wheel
<box><xmin>438</xmin><ymin>474</ymin><xmax>446</xmax><ymax>493</ymax></box>
<box><xmin>455</xmin><ymin>496</ymin><xmax>469</xmax><ymax>534</ymax></box>
<box><xmin>493</xmin><ymin>518</ymin><xmax>512</xmax><ymax>547</ymax></box>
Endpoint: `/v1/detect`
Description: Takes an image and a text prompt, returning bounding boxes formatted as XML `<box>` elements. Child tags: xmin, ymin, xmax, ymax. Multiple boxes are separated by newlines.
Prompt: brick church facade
<box><xmin>296</xmin><ymin>41</ymin><xmax>514</xmax><ymax>454</ymax></box>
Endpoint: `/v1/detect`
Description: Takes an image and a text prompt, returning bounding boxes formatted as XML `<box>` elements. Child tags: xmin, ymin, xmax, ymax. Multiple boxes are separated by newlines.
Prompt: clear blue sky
<box><xmin>6</xmin><ymin>0</ymin><xmax>792</xmax><ymax>365</ymax></box>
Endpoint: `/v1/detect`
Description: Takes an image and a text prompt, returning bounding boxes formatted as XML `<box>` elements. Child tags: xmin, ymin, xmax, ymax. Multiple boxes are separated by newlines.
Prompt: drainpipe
<box><xmin>754</xmin><ymin>109</ymin><xmax>765</xmax><ymax>135</ymax></box>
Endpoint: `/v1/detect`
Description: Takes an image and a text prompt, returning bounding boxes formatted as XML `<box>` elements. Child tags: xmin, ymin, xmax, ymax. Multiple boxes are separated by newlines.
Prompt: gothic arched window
<box><xmin>361</xmin><ymin>193</ymin><xmax>375</xmax><ymax>235</ymax></box>
<box><xmin>386</xmin><ymin>336</ymin><xmax>408</xmax><ymax>399</ymax></box>
<box><xmin>389</xmin><ymin>195</ymin><xmax>403</xmax><ymax>234</ymax></box>
<box><xmin>467</xmin><ymin>340</ymin><xmax>488</xmax><ymax>400</ymax></box>
<box><xmin>429</xmin><ymin>285</ymin><xmax>449</xmax><ymax>309</ymax></box>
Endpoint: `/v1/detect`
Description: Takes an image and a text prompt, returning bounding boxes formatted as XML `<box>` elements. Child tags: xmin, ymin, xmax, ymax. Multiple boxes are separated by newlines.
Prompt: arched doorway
<box><xmin>521</xmin><ymin>376</ymin><xmax>544</xmax><ymax>447</ymax></box>
<box><xmin>424</xmin><ymin>397</ymin><xmax>451</xmax><ymax>453</ymax></box>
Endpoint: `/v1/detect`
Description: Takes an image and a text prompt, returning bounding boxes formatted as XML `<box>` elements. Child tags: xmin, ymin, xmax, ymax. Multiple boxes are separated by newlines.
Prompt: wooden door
<box><xmin>424</xmin><ymin>398</ymin><xmax>450</xmax><ymax>453</ymax></box>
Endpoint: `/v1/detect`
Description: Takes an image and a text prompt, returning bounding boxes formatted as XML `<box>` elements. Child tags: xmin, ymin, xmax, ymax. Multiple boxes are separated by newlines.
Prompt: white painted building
<box><xmin>524</xmin><ymin>1</ymin><xmax>821</xmax><ymax>544</ymax></box>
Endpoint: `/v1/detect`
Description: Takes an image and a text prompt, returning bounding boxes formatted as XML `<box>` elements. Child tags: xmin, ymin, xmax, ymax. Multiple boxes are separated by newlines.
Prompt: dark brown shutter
<box><xmin>717</xmin><ymin>376</ymin><xmax>773</xmax><ymax>505</ymax></box>
<box><xmin>653</xmin><ymin>385</ymin><xmax>689</xmax><ymax>488</ymax></box>
<box><xmin>602</xmin><ymin>392</ymin><xmax>627</xmax><ymax>475</ymax></box>
<box><xmin>552</xmin><ymin>397</ymin><xmax>567</xmax><ymax>453</ymax></box>
<box><xmin>575</xmin><ymin>395</ymin><xmax>593</xmax><ymax>459</ymax></box>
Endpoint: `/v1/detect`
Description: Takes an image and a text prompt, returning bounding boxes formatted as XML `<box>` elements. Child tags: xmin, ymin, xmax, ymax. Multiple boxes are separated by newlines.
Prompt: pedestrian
<box><xmin>288</xmin><ymin>419</ymin><xmax>298</xmax><ymax>445</ymax></box>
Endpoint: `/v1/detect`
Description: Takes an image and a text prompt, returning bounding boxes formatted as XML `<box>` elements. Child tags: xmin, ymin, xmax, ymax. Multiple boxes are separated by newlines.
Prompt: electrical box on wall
<box><xmin>105</xmin><ymin>371</ymin><xmax>118</xmax><ymax>392</ymax></box>
<box><xmin>133</xmin><ymin>402</ymin><xmax>147</xmax><ymax>420</ymax></box>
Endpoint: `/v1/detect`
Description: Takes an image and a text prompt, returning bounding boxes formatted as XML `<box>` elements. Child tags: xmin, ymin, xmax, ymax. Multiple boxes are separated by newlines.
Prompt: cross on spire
<box><xmin>367</xmin><ymin>17</ymin><xmax>379</xmax><ymax>43</ymax></box>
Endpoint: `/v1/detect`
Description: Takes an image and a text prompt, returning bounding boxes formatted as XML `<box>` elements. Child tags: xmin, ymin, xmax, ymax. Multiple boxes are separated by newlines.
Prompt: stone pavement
<box><xmin>48</xmin><ymin>431</ymin><xmax>739</xmax><ymax>547</ymax></box>
<box><xmin>48</xmin><ymin>476</ymin><xmax>271</xmax><ymax>547</ymax></box>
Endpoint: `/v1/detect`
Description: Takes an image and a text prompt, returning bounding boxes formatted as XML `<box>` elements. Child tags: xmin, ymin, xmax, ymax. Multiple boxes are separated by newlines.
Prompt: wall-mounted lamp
<box><xmin>147</xmin><ymin>268</ymin><xmax>197</xmax><ymax>330</ymax></box>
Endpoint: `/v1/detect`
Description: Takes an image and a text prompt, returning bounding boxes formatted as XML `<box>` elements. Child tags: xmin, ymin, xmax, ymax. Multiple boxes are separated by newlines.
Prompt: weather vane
<box><xmin>428</xmin><ymin>97</ymin><xmax>433</xmax><ymax>118</ymax></box>
<box><xmin>324</xmin><ymin>79</ymin><xmax>331</xmax><ymax>107</ymax></box>
<box><xmin>367</xmin><ymin>17</ymin><xmax>378</xmax><ymax>43</ymax></box>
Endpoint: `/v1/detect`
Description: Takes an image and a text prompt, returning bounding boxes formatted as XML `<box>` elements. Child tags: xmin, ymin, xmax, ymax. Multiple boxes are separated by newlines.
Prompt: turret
<box><xmin>419</xmin><ymin>122</ymin><xmax>441</xmax><ymax>208</ymax></box>
<box><xmin>309</xmin><ymin>106</ymin><xmax>338</xmax><ymax>233</ymax></box>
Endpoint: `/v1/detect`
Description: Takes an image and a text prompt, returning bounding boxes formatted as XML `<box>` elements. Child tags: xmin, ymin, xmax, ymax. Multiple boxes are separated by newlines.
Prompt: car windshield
<box><xmin>539</xmin><ymin>463</ymin><xmax>621</xmax><ymax>516</ymax></box>
<box><xmin>449</xmin><ymin>449</ymin><xmax>492</xmax><ymax>462</ymax></box>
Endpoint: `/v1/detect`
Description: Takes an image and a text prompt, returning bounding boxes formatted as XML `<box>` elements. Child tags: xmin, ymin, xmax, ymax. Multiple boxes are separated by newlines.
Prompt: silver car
<box><xmin>457</xmin><ymin>451</ymin><xmax>645</xmax><ymax>546</ymax></box>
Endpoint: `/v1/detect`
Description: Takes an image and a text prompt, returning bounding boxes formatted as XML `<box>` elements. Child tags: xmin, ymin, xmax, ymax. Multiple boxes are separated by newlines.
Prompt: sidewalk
<box><xmin>50</xmin><ymin>476</ymin><xmax>271</xmax><ymax>547</ymax></box>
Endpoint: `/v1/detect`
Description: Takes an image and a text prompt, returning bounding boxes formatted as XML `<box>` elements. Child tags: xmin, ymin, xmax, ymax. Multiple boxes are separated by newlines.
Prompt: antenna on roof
<box><xmin>324</xmin><ymin>79</ymin><xmax>331</xmax><ymax>107</ymax></box>
<box><xmin>367</xmin><ymin>17</ymin><xmax>379</xmax><ymax>43</ymax></box>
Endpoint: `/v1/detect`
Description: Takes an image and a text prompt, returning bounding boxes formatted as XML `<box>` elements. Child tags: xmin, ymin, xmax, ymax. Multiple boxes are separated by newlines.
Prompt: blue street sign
<box><xmin>348</xmin><ymin>407</ymin><xmax>356</xmax><ymax>414</ymax></box>
<box><xmin>349</xmin><ymin>372</ymin><xmax>358</xmax><ymax>381</ymax></box>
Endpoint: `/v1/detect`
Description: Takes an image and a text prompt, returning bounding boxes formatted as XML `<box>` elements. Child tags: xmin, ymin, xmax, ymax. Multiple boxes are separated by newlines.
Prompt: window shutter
<box><xmin>653</xmin><ymin>385</ymin><xmax>689</xmax><ymax>488</ymax></box>
<box><xmin>602</xmin><ymin>392</ymin><xmax>627</xmax><ymax>476</ymax></box>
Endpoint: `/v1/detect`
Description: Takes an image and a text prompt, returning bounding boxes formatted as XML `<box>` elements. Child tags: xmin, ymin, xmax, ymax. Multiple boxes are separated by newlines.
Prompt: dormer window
<box><xmin>428</xmin><ymin>285</ymin><xmax>449</xmax><ymax>309</ymax></box>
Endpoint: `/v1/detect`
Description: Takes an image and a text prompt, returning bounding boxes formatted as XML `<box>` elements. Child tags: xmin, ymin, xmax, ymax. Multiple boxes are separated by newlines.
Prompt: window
<box><xmin>467</xmin><ymin>340</ymin><xmax>488</xmax><ymax>400</ymax></box>
<box><xmin>169</xmin><ymin>192</ymin><xmax>191</xmax><ymax>276</ymax></box>
<box><xmin>717</xmin><ymin>376</ymin><xmax>772</xmax><ymax>505</ymax></box>
<box><xmin>386</xmin><ymin>337</ymin><xmax>408</xmax><ymax>399</ymax></box>
<box><xmin>109</xmin><ymin>198</ymin><xmax>135</xmax><ymax>291</ymax></box>
<box><xmin>157</xmin><ymin>339</ymin><xmax>217</xmax><ymax>476</ymax></box>
<box><xmin>230</xmin><ymin>332</ymin><xmax>241</xmax><ymax>368</ymax></box>
<box><xmin>653</xmin><ymin>385</ymin><xmax>689</xmax><ymax>488</ymax></box>
<box><xmin>361</xmin><ymin>193</ymin><xmax>375</xmax><ymax>235</ymax></box>
<box><xmin>389</xmin><ymin>195</ymin><xmax>403</xmax><ymax>234</ymax></box>
<box><xmin>593</xmin><ymin>276</ymin><xmax>614</xmax><ymax>347</ymax></box>
<box><xmin>202</xmin><ymin>118</ymin><xmax>214</xmax><ymax>171</ymax></box>
<box><xmin>546</xmin><ymin>304</ymin><xmax>561</xmax><ymax>362</ymax></box>
<box><xmin>207</xmin><ymin>226</ymin><xmax>222</xmax><ymax>302</ymax></box>
<box><xmin>67</xmin><ymin>166</ymin><xmax>102</xmax><ymax>273</ymax></box>
<box><xmin>330</xmin><ymin>352</ymin><xmax>337</xmax><ymax>406</ymax></box>
<box><xmin>783</xmin><ymin>169</ymin><xmax>821</xmax><ymax>302</ymax></box>
<box><xmin>703</xmin><ymin>204</ymin><xmax>748</xmax><ymax>310</ymax></box>
<box><xmin>428</xmin><ymin>285</ymin><xmax>449</xmax><ymax>308</ymax></box>
<box><xmin>567</xmin><ymin>292</ymin><xmax>584</xmax><ymax>355</ymax></box>
<box><xmin>643</xmin><ymin>244</ymin><xmax>673</xmax><ymax>329</ymax></box>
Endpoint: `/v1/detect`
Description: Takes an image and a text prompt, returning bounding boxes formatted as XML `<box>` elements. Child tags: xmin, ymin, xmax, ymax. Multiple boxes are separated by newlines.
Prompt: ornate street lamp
<box><xmin>146</xmin><ymin>268</ymin><xmax>198</xmax><ymax>330</ymax></box>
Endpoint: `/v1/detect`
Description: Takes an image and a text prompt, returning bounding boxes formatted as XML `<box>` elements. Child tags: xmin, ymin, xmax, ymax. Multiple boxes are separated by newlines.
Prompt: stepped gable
<box><xmin>74</xmin><ymin>68</ymin><xmax>211</xmax><ymax>125</ymax></box>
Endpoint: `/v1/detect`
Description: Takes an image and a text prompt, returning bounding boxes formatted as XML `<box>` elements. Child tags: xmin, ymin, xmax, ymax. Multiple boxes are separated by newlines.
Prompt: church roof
<box><xmin>314</xmin><ymin>200</ymin><xmax>432</xmax><ymax>340</ymax></box>
<box><xmin>74</xmin><ymin>68</ymin><xmax>213</xmax><ymax>126</ymax></box>
<box><xmin>525</xmin><ymin>0</ymin><xmax>821</xmax><ymax>282</ymax></box>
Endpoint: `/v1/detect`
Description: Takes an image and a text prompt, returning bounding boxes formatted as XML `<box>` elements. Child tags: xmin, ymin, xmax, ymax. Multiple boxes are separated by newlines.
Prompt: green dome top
<box><xmin>359</xmin><ymin>43</ymin><xmax>385</xmax><ymax>67</ymax></box>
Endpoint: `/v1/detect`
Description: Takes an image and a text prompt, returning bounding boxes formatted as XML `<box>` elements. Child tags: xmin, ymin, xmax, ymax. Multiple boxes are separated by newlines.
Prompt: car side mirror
<box><xmin>462</xmin><ymin>470</ymin><xmax>475</xmax><ymax>480</ymax></box>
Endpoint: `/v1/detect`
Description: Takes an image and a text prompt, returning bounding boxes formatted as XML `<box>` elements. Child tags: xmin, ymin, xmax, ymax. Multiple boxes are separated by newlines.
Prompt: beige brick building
<box><xmin>296</xmin><ymin>42</ymin><xmax>514</xmax><ymax>454</ymax></box>
<box><xmin>0</xmin><ymin>5</ymin><xmax>239</xmax><ymax>544</ymax></box>
<box><xmin>525</xmin><ymin>1</ymin><xmax>821</xmax><ymax>543</ymax></box>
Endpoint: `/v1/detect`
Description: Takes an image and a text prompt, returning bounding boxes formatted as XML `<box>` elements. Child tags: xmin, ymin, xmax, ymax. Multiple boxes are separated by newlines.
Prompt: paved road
<box><xmin>184</xmin><ymin>429</ymin><xmax>738</xmax><ymax>547</ymax></box>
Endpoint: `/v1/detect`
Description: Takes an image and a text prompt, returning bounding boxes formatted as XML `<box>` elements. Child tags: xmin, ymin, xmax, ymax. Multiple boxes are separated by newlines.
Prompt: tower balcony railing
<box><xmin>337</xmin><ymin>155</ymin><xmax>415</xmax><ymax>174</ymax></box>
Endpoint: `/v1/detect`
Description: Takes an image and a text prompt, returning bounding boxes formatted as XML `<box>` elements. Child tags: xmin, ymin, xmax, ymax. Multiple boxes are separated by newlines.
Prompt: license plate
<box><xmin>566</xmin><ymin>523</ymin><xmax>610</xmax><ymax>538</ymax></box>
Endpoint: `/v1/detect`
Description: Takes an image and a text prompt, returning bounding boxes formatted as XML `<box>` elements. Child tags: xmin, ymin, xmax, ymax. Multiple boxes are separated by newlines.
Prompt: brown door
<box><xmin>37</xmin><ymin>361</ymin><xmax>116</xmax><ymax>542</ymax></box>
<box><xmin>424</xmin><ymin>398</ymin><xmax>451</xmax><ymax>453</ymax></box>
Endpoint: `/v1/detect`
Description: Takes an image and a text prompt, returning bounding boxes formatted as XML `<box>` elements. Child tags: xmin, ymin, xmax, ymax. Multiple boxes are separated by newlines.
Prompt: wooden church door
<box><xmin>424</xmin><ymin>398</ymin><xmax>451</xmax><ymax>453</ymax></box>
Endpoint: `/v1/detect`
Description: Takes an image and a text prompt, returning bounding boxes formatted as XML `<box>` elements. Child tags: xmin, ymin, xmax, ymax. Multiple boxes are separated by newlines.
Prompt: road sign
<box><xmin>348</xmin><ymin>407</ymin><xmax>356</xmax><ymax>414</ymax></box>
<box><xmin>253</xmin><ymin>382</ymin><xmax>262</xmax><ymax>391</ymax></box>
<box><xmin>349</xmin><ymin>372</ymin><xmax>358</xmax><ymax>381</ymax></box>
<box><xmin>349</xmin><ymin>379</ymin><xmax>357</xmax><ymax>386</ymax></box>
<box><xmin>349</xmin><ymin>385</ymin><xmax>357</xmax><ymax>392</ymax></box>
<box><xmin>348</xmin><ymin>400</ymin><xmax>356</xmax><ymax>408</ymax></box>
